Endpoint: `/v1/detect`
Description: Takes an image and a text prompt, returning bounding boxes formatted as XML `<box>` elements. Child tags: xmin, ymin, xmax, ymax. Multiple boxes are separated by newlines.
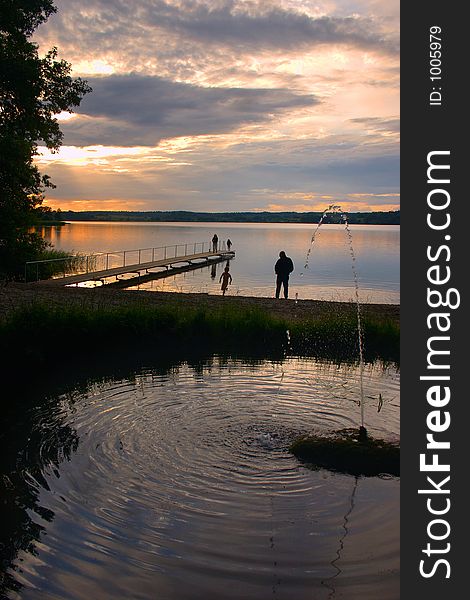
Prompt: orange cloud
<box><xmin>261</xmin><ymin>200</ymin><xmax>399</xmax><ymax>212</ymax></box>
<box><xmin>43</xmin><ymin>198</ymin><xmax>149</xmax><ymax>211</ymax></box>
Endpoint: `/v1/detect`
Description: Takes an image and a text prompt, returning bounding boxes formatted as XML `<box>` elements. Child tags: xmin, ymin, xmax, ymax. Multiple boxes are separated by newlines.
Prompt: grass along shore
<box><xmin>0</xmin><ymin>283</ymin><xmax>399</xmax><ymax>369</ymax></box>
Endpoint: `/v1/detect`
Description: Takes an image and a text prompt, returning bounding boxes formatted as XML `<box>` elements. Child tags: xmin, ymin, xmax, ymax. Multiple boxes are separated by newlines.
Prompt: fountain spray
<box><xmin>303</xmin><ymin>205</ymin><xmax>367</xmax><ymax>437</ymax></box>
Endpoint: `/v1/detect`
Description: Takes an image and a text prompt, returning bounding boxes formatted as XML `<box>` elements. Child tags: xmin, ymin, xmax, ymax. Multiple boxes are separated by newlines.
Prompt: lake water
<box><xmin>41</xmin><ymin>222</ymin><xmax>400</xmax><ymax>303</ymax></box>
<box><xmin>3</xmin><ymin>355</ymin><xmax>399</xmax><ymax>599</ymax></box>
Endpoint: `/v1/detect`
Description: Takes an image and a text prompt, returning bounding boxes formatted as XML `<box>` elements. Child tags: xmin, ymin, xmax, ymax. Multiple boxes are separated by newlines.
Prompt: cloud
<box><xmin>41</xmin><ymin>0</ymin><xmax>398</xmax><ymax>60</ymax></box>
<box><xmin>62</xmin><ymin>74</ymin><xmax>319</xmax><ymax>146</ymax></box>
<box><xmin>42</xmin><ymin>133</ymin><xmax>399</xmax><ymax>212</ymax></box>
<box><xmin>262</xmin><ymin>200</ymin><xmax>399</xmax><ymax>212</ymax></box>
<box><xmin>35</xmin><ymin>1</ymin><xmax>399</xmax><ymax>94</ymax></box>
<box><xmin>350</xmin><ymin>116</ymin><xmax>400</xmax><ymax>133</ymax></box>
<box><xmin>142</xmin><ymin>1</ymin><xmax>398</xmax><ymax>53</ymax></box>
<box><xmin>34</xmin><ymin>0</ymin><xmax>400</xmax><ymax>213</ymax></box>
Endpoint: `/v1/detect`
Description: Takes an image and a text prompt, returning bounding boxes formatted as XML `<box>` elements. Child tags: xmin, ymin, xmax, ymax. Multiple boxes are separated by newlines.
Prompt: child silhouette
<box><xmin>219</xmin><ymin>266</ymin><xmax>232</xmax><ymax>295</ymax></box>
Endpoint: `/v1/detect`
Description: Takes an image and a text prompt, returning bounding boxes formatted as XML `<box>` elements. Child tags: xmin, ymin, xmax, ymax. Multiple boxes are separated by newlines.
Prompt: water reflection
<box><xmin>0</xmin><ymin>392</ymin><xmax>79</xmax><ymax>595</ymax></box>
<box><xmin>322</xmin><ymin>475</ymin><xmax>359</xmax><ymax>598</ymax></box>
<box><xmin>43</xmin><ymin>222</ymin><xmax>399</xmax><ymax>303</ymax></box>
<box><xmin>33</xmin><ymin>225</ymin><xmax>64</xmax><ymax>246</ymax></box>
<box><xmin>2</xmin><ymin>354</ymin><xmax>399</xmax><ymax>599</ymax></box>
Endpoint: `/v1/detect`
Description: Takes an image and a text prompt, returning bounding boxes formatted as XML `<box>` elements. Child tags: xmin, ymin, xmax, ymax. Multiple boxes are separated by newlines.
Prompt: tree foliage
<box><xmin>0</xmin><ymin>0</ymin><xmax>91</xmax><ymax>278</ymax></box>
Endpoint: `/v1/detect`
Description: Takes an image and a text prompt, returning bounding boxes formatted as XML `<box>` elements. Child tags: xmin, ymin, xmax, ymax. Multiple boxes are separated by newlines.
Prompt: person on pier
<box><xmin>212</xmin><ymin>234</ymin><xmax>218</xmax><ymax>252</ymax></box>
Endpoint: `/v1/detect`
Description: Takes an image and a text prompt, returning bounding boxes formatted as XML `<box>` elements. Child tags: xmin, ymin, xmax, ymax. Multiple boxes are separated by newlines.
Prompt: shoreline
<box><xmin>0</xmin><ymin>282</ymin><xmax>399</xmax><ymax>325</ymax></box>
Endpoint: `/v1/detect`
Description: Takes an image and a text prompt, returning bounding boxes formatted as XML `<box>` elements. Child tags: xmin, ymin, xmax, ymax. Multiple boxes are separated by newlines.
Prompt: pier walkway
<box><xmin>26</xmin><ymin>242</ymin><xmax>235</xmax><ymax>286</ymax></box>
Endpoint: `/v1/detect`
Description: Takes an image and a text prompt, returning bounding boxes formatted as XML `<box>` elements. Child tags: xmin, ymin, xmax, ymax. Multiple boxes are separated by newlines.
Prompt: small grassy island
<box><xmin>290</xmin><ymin>428</ymin><xmax>400</xmax><ymax>477</ymax></box>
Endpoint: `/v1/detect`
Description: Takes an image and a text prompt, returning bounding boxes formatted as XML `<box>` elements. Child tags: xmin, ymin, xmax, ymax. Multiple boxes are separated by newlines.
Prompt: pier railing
<box><xmin>25</xmin><ymin>240</ymin><xmax>228</xmax><ymax>282</ymax></box>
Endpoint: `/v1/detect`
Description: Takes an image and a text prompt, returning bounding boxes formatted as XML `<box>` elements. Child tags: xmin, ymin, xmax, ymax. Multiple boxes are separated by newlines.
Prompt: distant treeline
<box><xmin>57</xmin><ymin>210</ymin><xmax>400</xmax><ymax>225</ymax></box>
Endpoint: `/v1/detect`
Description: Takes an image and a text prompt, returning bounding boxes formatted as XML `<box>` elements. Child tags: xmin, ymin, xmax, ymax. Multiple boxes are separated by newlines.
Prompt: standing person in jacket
<box><xmin>212</xmin><ymin>234</ymin><xmax>218</xmax><ymax>252</ymax></box>
<box><xmin>274</xmin><ymin>251</ymin><xmax>294</xmax><ymax>299</ymax></box>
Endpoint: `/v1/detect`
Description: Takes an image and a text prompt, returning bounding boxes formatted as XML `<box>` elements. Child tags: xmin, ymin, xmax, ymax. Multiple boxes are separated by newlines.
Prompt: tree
<box><xmin>0</xmin><ymin>0</ymin><xmax>91</xmax><ymax>278</ymax></box>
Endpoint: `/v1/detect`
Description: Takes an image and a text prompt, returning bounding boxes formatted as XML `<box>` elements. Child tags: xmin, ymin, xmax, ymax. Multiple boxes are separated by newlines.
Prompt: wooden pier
<box><xmin>35</xmin><ymin>248</ymin><xmax>235</xmax><ymax>287</ymax></box>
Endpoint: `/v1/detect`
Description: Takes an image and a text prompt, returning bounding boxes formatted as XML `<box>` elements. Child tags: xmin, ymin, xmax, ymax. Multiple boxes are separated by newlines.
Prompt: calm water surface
<box><xmin>42</xmin><ymin>222</ymin><xmax>399</xmax><ymax>303</ymax></box>
<box><xmin>4</xmin><ymin>356</ymin><xmax>399</xmax><ymax>599</ymax></box>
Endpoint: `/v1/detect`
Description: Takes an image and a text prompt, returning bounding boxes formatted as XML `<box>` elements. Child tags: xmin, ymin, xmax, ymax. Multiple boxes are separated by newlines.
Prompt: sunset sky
<box><xmin>34</xmin><ymin>0</ymin><xmax>399</xmax><ymax>213</ymax></box>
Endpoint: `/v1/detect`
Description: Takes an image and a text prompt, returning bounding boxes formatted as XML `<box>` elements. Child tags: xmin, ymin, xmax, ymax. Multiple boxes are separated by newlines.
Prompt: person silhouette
<box><xmin>219</xmin><ymin>266</ymin><xmax>232</xmax><ymax>295</ymax></box>
<box><xmin>274</xmin><ymin>251</ymin><xmax>294</xmax><ymax>299</ymax></box>
<box><xmin>227</xmin><ymin>239</ymin><xmax>232</xmax><ymax>251</ymax></box>
<box><xmin>212</xmin><ymin>234</ymin><xmax>218</xmax><ymax>252</ymax></box>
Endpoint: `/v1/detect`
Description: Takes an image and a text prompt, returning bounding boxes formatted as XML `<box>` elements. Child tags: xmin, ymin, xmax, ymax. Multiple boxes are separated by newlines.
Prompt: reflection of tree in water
<box><xmin>0</xmin><ymin>392</ymin><xmax>79</xmax><ymax>595</ymax></box>
<box><xmin>0</xmin><ymin>347</ymin><xmax>284</xmax><ymax>596</ymax></box>
<box><xmin>321</xmin><ymin>476</ymin><xmax>359</xmax><ymax>599</ymax></box>
<box><xmin>0</xmin><ymin>351</ymin><xmax>220</xmax><ymax>595</ymax></box>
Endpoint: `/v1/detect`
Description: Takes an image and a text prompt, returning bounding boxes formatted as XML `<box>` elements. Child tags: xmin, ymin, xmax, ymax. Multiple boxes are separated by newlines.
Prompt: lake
<box><xmin>40</xmin><ymin>222</ymin><xmax>400</xmax><ymax>303</ymax></box>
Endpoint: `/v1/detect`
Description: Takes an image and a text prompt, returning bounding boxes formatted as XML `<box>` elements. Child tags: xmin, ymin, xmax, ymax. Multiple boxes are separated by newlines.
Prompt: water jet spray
<box><xmin>303</xmin><ymin>204</ymin><xmax>366</xmax><ymax>433</ymax></box>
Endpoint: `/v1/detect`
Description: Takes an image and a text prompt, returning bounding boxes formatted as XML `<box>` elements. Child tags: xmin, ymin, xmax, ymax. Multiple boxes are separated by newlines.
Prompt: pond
<box><xmin>40</xmin><ymin>222</ymin><xmax>399</xmax><ymax>303</ymax></box>
<box><xmin>2</xmin><ymin>355</ymin><xmax>399</xmax><ymax>599</ymax></box>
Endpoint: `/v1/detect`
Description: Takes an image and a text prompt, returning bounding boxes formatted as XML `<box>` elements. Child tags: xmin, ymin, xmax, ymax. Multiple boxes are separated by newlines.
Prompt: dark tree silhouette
<box><xmin>0</xmin><ymin>0</ymin><xmax>91</xmax><ymax>277</ymax></box>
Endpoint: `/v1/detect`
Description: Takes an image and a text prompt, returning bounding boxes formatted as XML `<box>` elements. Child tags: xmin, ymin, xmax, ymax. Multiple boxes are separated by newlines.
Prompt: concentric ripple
<box><xmin>8</xmin><ymin>357</ymin><xmax>399</xmax><ymax>600</ymax></box>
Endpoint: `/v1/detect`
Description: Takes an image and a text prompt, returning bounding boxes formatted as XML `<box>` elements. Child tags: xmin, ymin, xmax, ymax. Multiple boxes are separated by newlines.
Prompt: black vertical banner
<box><xmin>401</xmin><ymin>3</ymin><xmax>466</xmax><ymax>598</ymax></box>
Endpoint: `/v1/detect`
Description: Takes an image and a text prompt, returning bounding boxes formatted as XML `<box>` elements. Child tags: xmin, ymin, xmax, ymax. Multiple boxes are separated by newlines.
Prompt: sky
<box><xmin>34</xmin><ymin>0</ymin><xmax>400</xmax><ymax>213</ymax></box>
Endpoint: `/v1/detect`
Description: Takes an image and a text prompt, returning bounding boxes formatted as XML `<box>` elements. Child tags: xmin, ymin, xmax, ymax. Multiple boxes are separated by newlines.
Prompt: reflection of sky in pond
<box><xmin>8</xmin><ymin>357</ymin><xmax>399</xmax><ymax>599</ymax></box>
<box><xmin>42</xmin><ymin>222</ymin><xmax>399</xmax><ymax>303</ymax></box>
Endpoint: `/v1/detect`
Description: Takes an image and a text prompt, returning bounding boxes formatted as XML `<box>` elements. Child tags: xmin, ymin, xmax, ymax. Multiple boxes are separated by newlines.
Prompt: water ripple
<box><xmin>8</xmin><ymin>357</ymin><xmax>399</xmax><ymax>600</ymax></box>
